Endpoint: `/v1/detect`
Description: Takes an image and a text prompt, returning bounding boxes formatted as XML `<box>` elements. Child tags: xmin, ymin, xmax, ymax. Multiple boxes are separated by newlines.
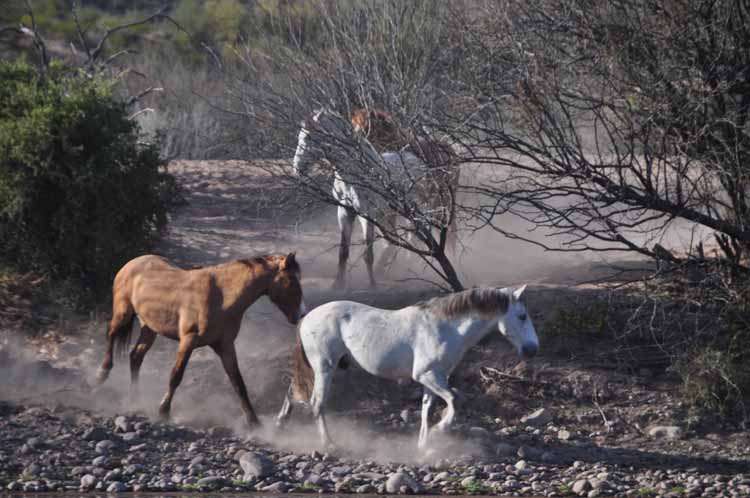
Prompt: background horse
<box><xmin>96</xmin><ymin>253</ymin><xmax>306</xmax><ymax>429</ymax></box>
<box><xmin>350</xmin><ymin>108</ymin><xmax>460</xmax><ymax>255</ymax></box>
<box><xmin>276</xmin><ymin>285</ymin><xmax>538</xmax><ymax>450</ymax></box>
<box><xmin>293</xmin><ymin>108</ymin><xmax>458</xmax><ymax>288</ymax></box>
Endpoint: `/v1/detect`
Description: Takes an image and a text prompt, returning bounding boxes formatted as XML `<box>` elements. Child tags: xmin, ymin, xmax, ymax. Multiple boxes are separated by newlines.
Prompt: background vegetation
<box><xmin>1</xmin><ymin>0</ymin><xmax>749</xmax><ymax>421</ymax></box>
<box><xmin>0</xmin><ymin>56</ymin><xmax>179</xmax><ymax>299</ymax></box>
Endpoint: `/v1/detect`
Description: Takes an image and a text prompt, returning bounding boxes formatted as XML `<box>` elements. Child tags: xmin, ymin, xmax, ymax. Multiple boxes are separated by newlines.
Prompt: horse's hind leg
<box><xmin>96</xmin><ymin>300</ymin><xmax>134</xmax><ymax>385</ymax></box>
<box><xmin>333</xmin><ymin>206</ymin><xmax>355</xmax><ymax>289</ymax></box>
<box><xmin>359</xmin><ymin>216</ymin><xmax>376</xmax><ymax>288</ymax></box>
<box><xmin>310</xmin><ymin>363</ymin><xmax>335</xmax><ymax>448</ymax></box>
<box><xmin>158</xmin><ymin>334</ymin><xmax>197</xmax><ymax>421</ymax></box>
<box><xmin>212</xmin><ymin>341</ymin><xmax>260</xmax><ymax>429</ymax></box>
<box><xmin>129</xmin><ymin>325</ymin><xmax>156</xmax><ymax>399</ymax></box>
<box><xmin>375</xmin><ymin>213</ymin><xmax>399</xmax><ymax>274</ymax></box>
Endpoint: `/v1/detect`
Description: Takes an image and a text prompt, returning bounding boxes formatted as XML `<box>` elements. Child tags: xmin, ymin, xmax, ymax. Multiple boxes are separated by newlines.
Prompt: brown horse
<box><xmin>350</xmin><ymin>108</ymin><xmax>408</xmax><ymax>153</ymax></box>
<box><xmin>350</xmin><ymin>108</ymin><xmax>460</xmax><ymax>254</ymax></box>
<box><xmin>96</xmin><ymin>253</ymin><xmax>305</xmax><ymax>429</ymax></box>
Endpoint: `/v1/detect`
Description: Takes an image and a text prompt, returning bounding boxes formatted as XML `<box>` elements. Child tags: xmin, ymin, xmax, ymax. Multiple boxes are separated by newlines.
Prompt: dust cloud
<box><xmin>0</xmin><ymin>156</ymin><xmax>699</xmax><ymax>462</ymax></box>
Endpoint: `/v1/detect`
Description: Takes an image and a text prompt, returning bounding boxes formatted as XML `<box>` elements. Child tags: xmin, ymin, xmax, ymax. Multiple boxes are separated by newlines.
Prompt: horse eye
<box><xmin>519</xmin><ymin>314</ymin><xmax>527</xmax><ymax>321</ymax></box>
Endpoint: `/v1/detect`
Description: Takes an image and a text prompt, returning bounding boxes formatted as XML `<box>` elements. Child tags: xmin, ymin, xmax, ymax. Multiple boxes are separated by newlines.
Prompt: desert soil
<box><xmin>0</xmin><ymin>160</ymin><xmax>748</xmax><ymax>497</ymax></box>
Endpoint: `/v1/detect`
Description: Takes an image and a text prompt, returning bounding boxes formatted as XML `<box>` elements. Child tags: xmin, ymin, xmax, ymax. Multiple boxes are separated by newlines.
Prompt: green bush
<box><xmin>679</xmin><ymin>329</ymin><xmax>750</xmax><ymax>420</ymax></box>
<box><xmin>0</xmin><ymin>59</ymin><xmax>181</xmax><ymax>297</ymax></box>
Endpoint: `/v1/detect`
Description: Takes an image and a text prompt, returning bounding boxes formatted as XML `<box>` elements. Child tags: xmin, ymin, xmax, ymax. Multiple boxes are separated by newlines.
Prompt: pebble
<box><xmin>520</xmin><ymin>407</ymin><xmax>553</xmax><ymax>426</ymax></box>
<box><xmin>647</xmin><ymin>425</ymin><xmax>683</xmax><ymax>440</ymax></box>
<box><xmin>386</xmin><ymin>472</ymin><xmax>422</xmax><ymax>494</ymax></box>
<box><xmin>80</xmin><ymin>474</ymin><xmax>96</xmax><ymax>489</ymax></box>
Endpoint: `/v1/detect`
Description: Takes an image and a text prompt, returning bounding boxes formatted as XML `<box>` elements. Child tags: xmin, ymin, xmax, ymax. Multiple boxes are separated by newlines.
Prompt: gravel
<box><xmin>0</xmin><ymin>393</ymin><xmax>748</xmax><ymax>495</ymax></box>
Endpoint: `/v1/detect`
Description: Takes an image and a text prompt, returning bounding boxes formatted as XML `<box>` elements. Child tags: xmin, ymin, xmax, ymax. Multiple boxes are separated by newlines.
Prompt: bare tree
<box><xmin>434</xmin><ymin>0</ymin><xmax>750</xmax><ymax>272</ymax></box>
<box><xmin>214</xmin><ymin>0</ymin><xmax>467</xmax><ymax>290</ymax></box>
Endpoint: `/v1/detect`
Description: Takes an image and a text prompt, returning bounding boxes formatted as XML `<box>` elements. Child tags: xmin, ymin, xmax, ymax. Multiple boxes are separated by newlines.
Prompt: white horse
<box><xmin>292</xmin><ymin>108</ymin><xmax>457</xmax><ymax>288</ymax></box>
<box><xmin>276</xmin><ymin>285</ymin><xmax>538</xmax><ymax>450</ymax></box>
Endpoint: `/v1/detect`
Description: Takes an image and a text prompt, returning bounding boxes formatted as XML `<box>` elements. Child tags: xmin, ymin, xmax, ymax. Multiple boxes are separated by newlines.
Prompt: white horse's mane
<box><xmin>416</xmin><ymin>287</ymin><xmax>510</xmax><ymax>319</ymax></box>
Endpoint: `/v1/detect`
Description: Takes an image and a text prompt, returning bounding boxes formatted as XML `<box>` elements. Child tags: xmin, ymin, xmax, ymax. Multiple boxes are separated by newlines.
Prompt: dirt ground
<box><xmin>1</xmin><ymin>159</ymin><xmax>748</xmax><ymax>496</ymax></box>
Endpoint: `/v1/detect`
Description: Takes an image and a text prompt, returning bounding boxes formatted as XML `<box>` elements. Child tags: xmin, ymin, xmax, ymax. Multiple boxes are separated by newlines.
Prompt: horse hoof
<box><xmin>158</xmin><ymin>406</ymin><xmax>171</xmax><ymax>422</ymax></box>
<box><xmin>95</xmin><ymin>367</ymin><xmax>109</xmax><ymax>385</ymax></box>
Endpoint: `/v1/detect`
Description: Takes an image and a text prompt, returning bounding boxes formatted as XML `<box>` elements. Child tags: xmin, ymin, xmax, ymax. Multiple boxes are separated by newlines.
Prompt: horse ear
<box><xmin>283</xmin><ymin>252</ymin><xmax>297</xmax><ymax>270</ymax></box>
<box><xmin>512</xmin><ymin>284</ymin><xmax>527</xmax><ymax>301</ymax></box>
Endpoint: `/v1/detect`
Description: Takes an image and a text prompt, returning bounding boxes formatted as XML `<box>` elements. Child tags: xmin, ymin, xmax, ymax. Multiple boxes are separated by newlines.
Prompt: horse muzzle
<box><xmin>520</xmin><ymin>342</ymin><xmax>538</xmax><ymax>359</ymax></box>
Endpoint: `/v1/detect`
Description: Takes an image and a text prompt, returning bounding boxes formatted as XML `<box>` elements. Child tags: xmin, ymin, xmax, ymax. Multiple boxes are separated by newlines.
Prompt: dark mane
<box><xmin>416</xmin><ymin>288</ymin><xmax>509</xmax><ymax>319</ymax></box>
<box><xmin>238</xmin><ymin>254</ymin><xmax>300</xmax><ymax>274</ymax></box>
<box><xmin>237</xmin><ymin>256</ymin><xmax>270</xmax><ymax>269</ymax></box>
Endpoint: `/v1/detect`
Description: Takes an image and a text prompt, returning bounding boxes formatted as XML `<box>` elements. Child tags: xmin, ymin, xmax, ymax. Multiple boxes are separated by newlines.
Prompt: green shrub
<box><xmin>679</xmin><ymin>331</ymin><xmax>750</xmax><ymax>420</ymax></box>
<box><xmin>0</xmin><ymin>59</ymin><xmax>181</xmax><ymax>298</ymax></box>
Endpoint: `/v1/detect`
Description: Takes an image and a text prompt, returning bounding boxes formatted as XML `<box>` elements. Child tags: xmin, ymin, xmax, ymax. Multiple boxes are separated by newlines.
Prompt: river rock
<box><xmin>240</xmin><ymin>451</ymin><xmax>274</xmax><ymax>479</ymax></box>
<box><xmin>647</xmin><ymin>425</ymin><xmax>682</xmax><ymax>440</ymax></box>
<box><xmin>521</xmin><ymin>408</ymin><xmax>553</xmax><ymax>427</ymax></box>
<box><xmin>386</xmin><ymin>472</ymin><xmax>421</xmax><ymax>494</ymax></box>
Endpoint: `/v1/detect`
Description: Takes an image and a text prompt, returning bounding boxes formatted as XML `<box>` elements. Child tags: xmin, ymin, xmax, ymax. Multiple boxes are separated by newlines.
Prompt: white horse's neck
<box><xmin>443</xmin><ymin>313</ymin><xmax>502</xmax><ymax>355</ymax></box>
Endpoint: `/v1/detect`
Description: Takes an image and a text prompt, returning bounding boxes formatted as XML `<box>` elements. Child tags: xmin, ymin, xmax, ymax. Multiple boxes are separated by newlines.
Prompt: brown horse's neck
<box><xmin>220</xmin><ymin>258</ymin><xmax>277</xmax><ymax>314</ymax></box>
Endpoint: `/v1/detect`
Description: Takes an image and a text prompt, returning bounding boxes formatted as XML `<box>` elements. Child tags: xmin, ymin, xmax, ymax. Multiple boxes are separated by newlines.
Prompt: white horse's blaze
<box><xmin>277</xmin><ymin>286</ymin><xmax>539</xmax><ymax>450</ymax></box>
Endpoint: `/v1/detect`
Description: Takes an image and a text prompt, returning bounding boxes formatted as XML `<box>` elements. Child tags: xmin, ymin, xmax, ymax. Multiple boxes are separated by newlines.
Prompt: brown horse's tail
<box><xmin>113</xmin><ymin>314</ymin><xmax>135</xmax><ymax>360</ymax></box>
<box><xmin>291</xmin><ymin>332</ymin><xmax>314</xmax><ymax>402</ymax></box>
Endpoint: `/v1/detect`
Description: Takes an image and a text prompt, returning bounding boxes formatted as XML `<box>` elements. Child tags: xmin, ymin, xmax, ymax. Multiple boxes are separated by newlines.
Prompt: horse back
<box><xmin>301</xmin><ymin>300</ymin><xmax>418</xmax><ymax>380</ymax></box>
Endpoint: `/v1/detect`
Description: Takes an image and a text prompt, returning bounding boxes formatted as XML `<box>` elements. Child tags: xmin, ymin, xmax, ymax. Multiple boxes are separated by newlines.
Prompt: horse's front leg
<box><xmin>276</xmin><ymin>385</ymin><xmax>295</xmax><ymax>428</ymax></box>
<box><xmin>418</xmin><ymin>390</ymin><xmax>435</xmax><ymax>450</ymax></box>
<box><xmin>416</xmin><ymin>370</ymin><xmax>456</xmax><ymax>434</ymax></box>
<box><xmin>333</xmin><ymin>206</ymin><xmax>355</xmax><ymax>289</ymax></box>
<box><xmin>211</xmin><ymin>341</ymin><xmax>261</xmax><ymax>429</ymax></box>
<box><xmin>158</xmin><ymin>333</ymin><xmax>198</xmax><ymax>421</ymax></box>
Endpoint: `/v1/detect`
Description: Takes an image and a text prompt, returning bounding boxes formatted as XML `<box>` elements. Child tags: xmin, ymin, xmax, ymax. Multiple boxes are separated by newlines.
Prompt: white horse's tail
<box><xmin>291</xmin><ymin>332</ymin><xmax>314</xmax><ymax>402</ymax></box>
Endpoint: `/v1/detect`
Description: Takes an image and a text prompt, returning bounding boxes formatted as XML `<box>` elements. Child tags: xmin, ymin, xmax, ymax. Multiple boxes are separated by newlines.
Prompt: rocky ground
<box><xmin>1</xmin><ymin>160</ymin><xmax>749</xmax><ymax>496</ymax></box>
<box><xmin>1</xmin><ymin>397</ymin><xmax>748</xmax><ymax>497</ymax></box>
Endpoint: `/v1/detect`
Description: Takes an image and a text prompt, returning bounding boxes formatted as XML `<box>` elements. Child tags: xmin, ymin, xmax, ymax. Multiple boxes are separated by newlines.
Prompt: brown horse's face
<box><xmin>268</xmin><ymin>253</ymin><xmax>306</xmax><ymax>325</ymax></box>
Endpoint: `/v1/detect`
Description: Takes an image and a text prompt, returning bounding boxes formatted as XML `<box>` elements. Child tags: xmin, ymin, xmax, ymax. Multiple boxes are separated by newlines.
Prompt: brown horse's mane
<box><xmin>416</xmin><ymin>288</ymin><xmax>509</xmax><ymax>319</ymax></box>
<box><xmin>187</xmin><ymin>255</ymin><xmax>300</xmax><ymax>275</ymax></box>
<box><xmin>238</xmin><ymin>254</ymin><xmax>300</xmax><ymax>274</ymax></box>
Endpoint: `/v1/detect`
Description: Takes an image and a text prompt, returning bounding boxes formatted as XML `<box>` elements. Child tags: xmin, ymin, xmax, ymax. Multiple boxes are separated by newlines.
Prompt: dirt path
<box><xmin>1</xmin><ymin>159</ymin><xmax>748</xmax><ymax>496</ymax></box>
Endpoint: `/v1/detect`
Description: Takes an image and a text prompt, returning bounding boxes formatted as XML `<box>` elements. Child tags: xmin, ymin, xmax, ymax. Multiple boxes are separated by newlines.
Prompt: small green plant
<box><xmin>634</xmin><ymin>487</ymin><xmax>656</xmax><ymax>497</ymax></box>
<box><xmin>462</xmin><ymin>479</ymin><xmax>492</xmax><ymax>494</ymax></box>
<box><xmin>232</xmin><ymin>479</ymin><xmax>248</xmax><ymax>487</ymax></box>
<box><xmin>179</xmin><ymin>483</ymin><xmax>200</xmax><ymax>491</ymax></box>
<box><xmin>556</xmin><ymin>483</ymin><xmax>573</xmax><ymax>495</ymax></box>
<box><xmin>668</xmin><ymin>485</ymin><xmax>686</xmax><ymax>495</ymax></box>
<box><xmin>298</xmin><ymin>481</ymin><xmax>321</xmax><ymax>492</ymax></box>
